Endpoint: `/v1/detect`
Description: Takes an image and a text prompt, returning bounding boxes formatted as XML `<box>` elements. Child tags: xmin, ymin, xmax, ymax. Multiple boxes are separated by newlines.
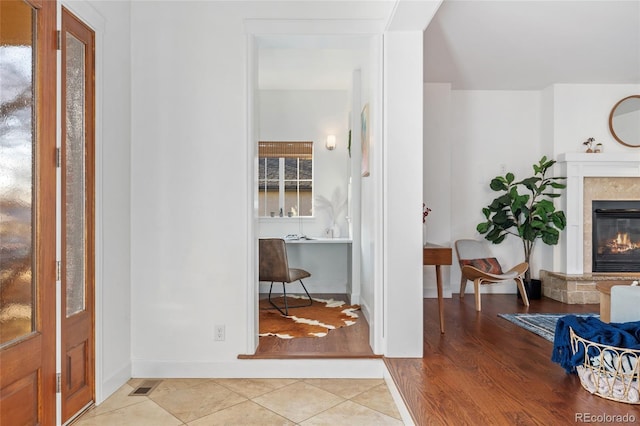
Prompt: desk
<box><xmin>284</xmin><ymin>237</ymin><xmax>352</xmax><ymax>245</ymax></box>
<box><xmin>423</xmin><ymin>243</ymin><xmax>452</xmax><ymax>333</ymax></box>
<box><xmin>262</xmin><ymin>237</ymin><xmax>352</xmax><ymax>294</ymax></box>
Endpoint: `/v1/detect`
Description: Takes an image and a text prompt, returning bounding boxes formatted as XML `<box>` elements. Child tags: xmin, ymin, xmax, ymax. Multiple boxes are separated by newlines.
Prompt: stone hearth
<box><xmin>540</xmin><ymin>270</ymin><xmax>640</xmax><ymax>304</ymax></box>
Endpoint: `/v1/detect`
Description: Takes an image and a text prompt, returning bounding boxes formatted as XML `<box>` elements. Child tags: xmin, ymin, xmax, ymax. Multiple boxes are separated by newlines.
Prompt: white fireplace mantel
<box><xmin>556</xmin><ymin>152</ymin><xmax>640</xmax><ymax>274</ymax></box>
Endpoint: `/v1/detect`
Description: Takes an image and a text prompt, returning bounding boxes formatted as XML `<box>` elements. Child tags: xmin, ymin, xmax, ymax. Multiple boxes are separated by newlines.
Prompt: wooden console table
<box><xmin>423</xmin><ymin>243</ymin><xmax>453</xmax><ymax>333</ymax></box>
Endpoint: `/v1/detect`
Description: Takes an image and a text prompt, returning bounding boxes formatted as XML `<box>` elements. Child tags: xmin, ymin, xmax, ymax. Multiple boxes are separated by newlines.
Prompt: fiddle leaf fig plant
<box><xmin>476</xmin><ymin>156</ymin><xmax>567</xmax><ymax>282</ymax></box>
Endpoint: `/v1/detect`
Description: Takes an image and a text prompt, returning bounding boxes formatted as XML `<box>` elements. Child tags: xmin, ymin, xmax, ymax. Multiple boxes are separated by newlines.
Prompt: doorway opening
<box><xmin>249</xmin><ymin>33</ymin><xmax>377</xmax><ymax>358</ymax></box>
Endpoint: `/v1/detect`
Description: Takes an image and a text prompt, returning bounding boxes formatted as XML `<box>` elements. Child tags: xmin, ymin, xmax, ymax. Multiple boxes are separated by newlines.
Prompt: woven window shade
<box><xmin>259</xmin><ymin>141</ymin><xmax>313</xmax><ymax>159</ymax></box>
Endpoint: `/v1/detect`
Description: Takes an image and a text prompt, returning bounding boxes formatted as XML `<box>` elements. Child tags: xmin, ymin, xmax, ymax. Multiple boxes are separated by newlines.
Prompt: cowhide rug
<box><xmin>259</xmin><ymin>296</ymin><xmax>360</xmax><ymax>339</ymax></box>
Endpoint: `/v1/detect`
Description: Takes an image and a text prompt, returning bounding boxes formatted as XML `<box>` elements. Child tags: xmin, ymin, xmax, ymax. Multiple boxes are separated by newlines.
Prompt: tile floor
<box><xmin>72</xmin><ymin>378</ymin><xmax>404</xmax><ymax>425</ymax></box>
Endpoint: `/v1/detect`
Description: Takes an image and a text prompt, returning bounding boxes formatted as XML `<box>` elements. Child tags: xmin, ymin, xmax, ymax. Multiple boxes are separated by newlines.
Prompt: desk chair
<box><xmin>455</xmin><ymin>239</ymin><xmax>530</xmax><ymax>311</ymax></box>
<box><xmin>259</xmin><ymin>238</ymin><xmax>312</xmax><ymax>315</ymax></box>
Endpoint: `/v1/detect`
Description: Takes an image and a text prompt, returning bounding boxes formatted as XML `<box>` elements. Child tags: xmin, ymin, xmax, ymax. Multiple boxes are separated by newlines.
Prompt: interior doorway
<box><xmin>250</xmin><ymin>32</ymin><xmax>375</xmax><ymax>358</ymax></box>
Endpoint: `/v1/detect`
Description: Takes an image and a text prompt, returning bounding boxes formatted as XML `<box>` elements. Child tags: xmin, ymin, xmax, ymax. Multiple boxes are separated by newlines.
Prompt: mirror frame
<box><xmin>609</xmin><ymin>95</ymin><xmax>640</xmax><ymax>148</ymax></box>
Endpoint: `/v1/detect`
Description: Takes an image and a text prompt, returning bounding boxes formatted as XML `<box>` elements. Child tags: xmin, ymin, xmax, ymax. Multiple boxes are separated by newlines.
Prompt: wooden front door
<box><xmin>0</xmin><ymin>0</ymin><xmax>57</xmax><ymax>425</ymax></box>
<box><xmin>60</xmin><ymin>7</ymin><xmax>95</xmax><ymax>423</ymax></box>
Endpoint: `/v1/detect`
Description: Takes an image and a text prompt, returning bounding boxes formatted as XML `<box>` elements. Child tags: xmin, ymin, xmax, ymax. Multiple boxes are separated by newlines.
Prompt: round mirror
<box><xmin>609</xmin><ymin>95</ymin><xmax>640</xmax><ymax>147</ymax></box>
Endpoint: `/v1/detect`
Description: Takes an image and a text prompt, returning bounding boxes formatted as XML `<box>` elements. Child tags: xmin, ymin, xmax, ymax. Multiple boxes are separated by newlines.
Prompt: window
<box><xmin>258</xmin><ymin>141</ymin><xmax>313</xmax><ymax>217</ymax></box>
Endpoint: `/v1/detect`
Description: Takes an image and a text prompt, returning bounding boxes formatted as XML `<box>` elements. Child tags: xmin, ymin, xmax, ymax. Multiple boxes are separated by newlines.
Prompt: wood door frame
<box><xmin>60</xmin><ymin>6</ymin><xmax>96</xmax><ymax>422</ymax></box>
<box><xmin>0</xmin><ymin>0</ymin><xmax>57</xmax><ymax>424</ymax></box>
<box><xmin>58</xmin><ymin>0</ymin><xmax>107</xmax><ymax>407</ymax></box>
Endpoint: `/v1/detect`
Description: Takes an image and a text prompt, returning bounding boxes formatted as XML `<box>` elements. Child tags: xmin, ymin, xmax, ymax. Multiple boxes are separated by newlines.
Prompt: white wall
<box><xmin>425</xmin><ymin>84</ymin><xmax>640</xmax><ymax>296</ymax></box>
<box><xmin>549</xmin><ymin>83</ymin><xmax>640</xmax><ymax>273</ymax></box>
<box><xmin>423</xmin><ymin>83</ymin><xmax>452</xmax><ymax>297</ymax></box>
<box><xmin>68</xmin><ymin>0</ymin><xmax>132</xmax><ymax>403</ymax></box>
<box><xmin>551</xmin><ymin>84</ymin><xmax>640</xmax><ymax>156</ymax></box>
<box><xmin>358</xmin><ymin>36</ymin><xmax>383</xmax><ymax>352</ymax></box>
<box><xmin>130</xmin><ymin>1</ymin><xmax>251</xmax><ymax>367</ymax></box>
<box><xmin>383</xmin><ymin>31</ymin><xmax>425</xmax><ymax>358</ymax></box>
<box><xmin>257</xmin><ymin>90</ymin><xmax>352</xmax><ymax>293</ymax></box>
<box><xmin>449</xmin><ymin>90</ymin><xmax>543</xmax><ymax>292</ymax></box>
<box><xmin>258</xmin><ymin>90</ymin><xmax>350</xmax><ymax>238</ymax></box>
<box><xmin>128</xmin><ymin>0</ymin><xmax>413</xmax><ymax>376</ymax></box>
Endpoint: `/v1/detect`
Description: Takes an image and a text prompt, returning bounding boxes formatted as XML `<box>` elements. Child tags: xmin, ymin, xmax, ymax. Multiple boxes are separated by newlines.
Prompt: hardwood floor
<box><xmin>242</xmin><ymin>293</ymin><xmax>378</xmax><ymax>359</ymax></box>
<box><xmin>385</xmin><ymin>294</ymin><xmax>639</xmax><ymax>425</ymax></box>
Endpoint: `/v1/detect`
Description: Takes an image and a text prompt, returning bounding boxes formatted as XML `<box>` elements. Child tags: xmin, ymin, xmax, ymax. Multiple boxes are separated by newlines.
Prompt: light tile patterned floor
<box><xmin>72</xmin><ymin>378</ymin><xmax>403</xmax><ymax>425</ymax></box>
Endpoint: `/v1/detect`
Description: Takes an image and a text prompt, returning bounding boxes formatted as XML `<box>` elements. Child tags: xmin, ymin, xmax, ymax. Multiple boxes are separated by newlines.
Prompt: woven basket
<box><xmin>570</xmin><ymin>328</ymin><xmax>640</xmax><ymax>404</ymax></box>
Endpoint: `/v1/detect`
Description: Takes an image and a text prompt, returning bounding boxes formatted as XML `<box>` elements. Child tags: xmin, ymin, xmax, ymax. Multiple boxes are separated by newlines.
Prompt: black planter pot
<box><xmin>517</xmin><ymin>279</ymin><xmax>542</xmax><ymax>300</ymax></box>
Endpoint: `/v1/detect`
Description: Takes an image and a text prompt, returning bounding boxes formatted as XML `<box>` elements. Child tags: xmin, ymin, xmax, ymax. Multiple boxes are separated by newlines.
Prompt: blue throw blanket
<box><xmin>551</xmin><ymin>315</ymin><xmax>640</xmax><ymax>374</ymax></box>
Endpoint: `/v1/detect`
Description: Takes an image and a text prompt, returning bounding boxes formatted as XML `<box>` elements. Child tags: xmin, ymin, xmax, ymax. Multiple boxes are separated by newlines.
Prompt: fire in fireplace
<box><xmin>592</xmin><ymin>200</ymin><xmax>640</xmax><ymax>272</ymax></box>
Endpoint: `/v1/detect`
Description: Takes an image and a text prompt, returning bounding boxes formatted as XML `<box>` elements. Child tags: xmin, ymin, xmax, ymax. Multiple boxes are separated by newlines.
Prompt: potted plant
<box><xmin>476</xmin><ymin>156</ymin><xmax>567</xmax><ymax>299</ymax></box>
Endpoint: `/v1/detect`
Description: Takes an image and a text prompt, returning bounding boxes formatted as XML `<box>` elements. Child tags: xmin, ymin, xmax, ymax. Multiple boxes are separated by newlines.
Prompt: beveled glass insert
<box><xmin>0</xmin><ymin>0</ymin><xmax>36</xmax><ymax>345</ymax></box>
<box><xmin>65</xmin><ymin>32</ymin><xmax>86</xmax><ymax>317</ymax></box>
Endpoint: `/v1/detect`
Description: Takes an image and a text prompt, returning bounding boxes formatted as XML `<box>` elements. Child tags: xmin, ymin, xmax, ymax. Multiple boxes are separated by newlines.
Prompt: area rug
<box><xmin>498</xmin><ymin>313</ymin><xmax>598</xmax><ymax>343</ymax></box>
<box><xmin>259</xmin><ymin>296</ymin><xmax>360</xmax><ymax>339</ymax></box>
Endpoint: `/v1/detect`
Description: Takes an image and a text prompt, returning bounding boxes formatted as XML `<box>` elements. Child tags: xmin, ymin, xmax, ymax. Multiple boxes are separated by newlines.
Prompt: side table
<box><xmin>423</xmin><ymin>243</ymin><xmax>452</xmax><ymax>333</ymax></box>
<box><xmin>596</xmin><ymin>281</ymin><xmax>635</xmax><ymax>323</ymax></box>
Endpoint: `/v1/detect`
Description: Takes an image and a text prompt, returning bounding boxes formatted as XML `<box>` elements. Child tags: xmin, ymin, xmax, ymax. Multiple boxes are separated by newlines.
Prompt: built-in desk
<box><xmin>284</xmin><ymin>237</ymin><xmax>352</xmax><ymax>245</ymax></box>
<box><xmin>260</xmin><ymin>237</ymin><xmax>353</xmax><ymax>295</ymax></box>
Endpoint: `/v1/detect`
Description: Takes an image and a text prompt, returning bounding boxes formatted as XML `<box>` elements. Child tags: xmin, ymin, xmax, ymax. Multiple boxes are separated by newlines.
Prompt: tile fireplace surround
<box><xmin>542</xmin><ymin>153</ymin><xmax>640</xmax><ymax>304</ymax></box>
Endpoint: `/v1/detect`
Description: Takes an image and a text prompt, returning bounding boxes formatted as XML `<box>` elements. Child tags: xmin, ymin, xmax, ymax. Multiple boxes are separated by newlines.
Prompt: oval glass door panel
<box><xmin>65</xmin><ymin>32</ymin><xmax>86</xmax><ymax>317</ymax></box>
<box><xmin>0</xmin><ymin>0</ymin><xmax>35</xmax><ymax>345</ymax></box>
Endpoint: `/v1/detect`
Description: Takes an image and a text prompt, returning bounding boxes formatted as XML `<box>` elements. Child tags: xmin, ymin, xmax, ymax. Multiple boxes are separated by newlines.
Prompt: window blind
<box><xmin>258</xmin><ymin>141</ymin><xmax>313</xmax><ymax>159</ymax></box>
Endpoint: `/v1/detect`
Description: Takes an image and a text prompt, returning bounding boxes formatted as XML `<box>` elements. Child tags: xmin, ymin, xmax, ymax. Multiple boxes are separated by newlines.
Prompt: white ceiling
<box><xmin>259</xmin><ymin>0</ymin><xmax>640</xmax><ymax>91</ymax></box>
<box><xmin>424</xmin><ymin>0</ymin><xmax>640</xmax><ymax>90</ymax></box>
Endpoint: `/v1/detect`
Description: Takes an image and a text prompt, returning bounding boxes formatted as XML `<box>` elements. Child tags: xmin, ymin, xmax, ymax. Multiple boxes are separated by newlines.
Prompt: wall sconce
<box><xmin>326</xmin><ymin>135</ymin><xmax>336</xmax><ymax>151</ymax></box>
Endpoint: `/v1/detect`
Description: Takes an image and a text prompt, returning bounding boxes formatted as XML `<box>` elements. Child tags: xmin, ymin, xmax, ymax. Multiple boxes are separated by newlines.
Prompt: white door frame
<box><xmin>244</xmin><ymin>19</ymin><xmax>386</xmax><ymax>356</ymax></box>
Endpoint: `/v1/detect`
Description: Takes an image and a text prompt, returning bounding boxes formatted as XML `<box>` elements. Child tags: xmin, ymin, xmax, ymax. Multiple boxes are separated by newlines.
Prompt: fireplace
<box><xmin>592</xmin><ymin>200</ymin><xmax>640</xmax><ymax>272</ymax></box>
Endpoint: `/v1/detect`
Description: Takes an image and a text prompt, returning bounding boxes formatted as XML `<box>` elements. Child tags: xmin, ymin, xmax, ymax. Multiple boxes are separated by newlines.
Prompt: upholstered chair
<box><xmin>259</xmin><ymin>238</ymin><xmax>312</xmax><ymax>315</ymax></box>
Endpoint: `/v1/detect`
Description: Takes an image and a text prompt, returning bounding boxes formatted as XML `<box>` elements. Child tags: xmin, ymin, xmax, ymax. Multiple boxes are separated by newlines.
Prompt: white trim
<box><xmin>246</xmin><ymin>34</ymin><xmax>259</xmax><ymax>355</ymax></box>
<box><xmin>132</xmin><ymin>358</ymin><xmax>385</xmax><ymax>379</ymax></box>
<box><xmin>244</xmin><ymin>19</ymin><xmax>386</xmax><ymax>36</ymax></box>
<box><xmin>245</xmin><ymin>20</ymin><xmax>386</xmax><ymax>357</ymax></box>
<box><xmin>556</xmin><ymin>152</ymin><xmax>640</xmax><ymax>274</ymax></box>
<box><xmin>350</xmin><ymin>70</ymin><xmax>362</xmax><ymax>306</ymax></box>
<box><xmin>384</xmin><ymin>369</ymin><xmax>415</xmax><ymax>426</ymax></box>
<box><xmin>98</xmin><ymin>363</ymin><xmax>132</xmax><ymax>405</ymax></box>
<box><xmin>372</xmin><ymin>34</ymin><xmax>386</xmax><ymax>355</ymax></box>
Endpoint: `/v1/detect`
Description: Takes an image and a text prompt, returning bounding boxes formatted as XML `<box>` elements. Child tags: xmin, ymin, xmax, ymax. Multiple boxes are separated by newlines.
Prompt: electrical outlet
<box><xmin>214</xmin><ymin>325</ymin><xmax>225</xmax><ymax>341</ymax></box>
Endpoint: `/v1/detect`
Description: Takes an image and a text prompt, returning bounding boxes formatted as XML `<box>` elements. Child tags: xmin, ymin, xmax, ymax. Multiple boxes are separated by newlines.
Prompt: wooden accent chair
<box><xmin>259</xmin><ymin>238</ymin><xmax>312</xmax><ymax>315</ymax></box>
<box><xmin>455</xmin><ymin>239</ymin><xmax>530</xmax><ymax>311</ymax></box>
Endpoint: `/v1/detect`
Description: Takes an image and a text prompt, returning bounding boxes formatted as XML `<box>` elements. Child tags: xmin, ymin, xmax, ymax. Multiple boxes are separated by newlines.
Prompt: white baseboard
<box><xmin>131</xmin><ymin>358</ymin><xmax>384</xmax><ymax>379</ymax></box>
<box><xmin>384</xmin><ymin>368</ymin><xmax>415</xmax><ymax>426</ymax></box>
<box><xmin>97</xmin><ymin>363</ymin><xmax>131</xmax><ymax>405</ymax></box>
